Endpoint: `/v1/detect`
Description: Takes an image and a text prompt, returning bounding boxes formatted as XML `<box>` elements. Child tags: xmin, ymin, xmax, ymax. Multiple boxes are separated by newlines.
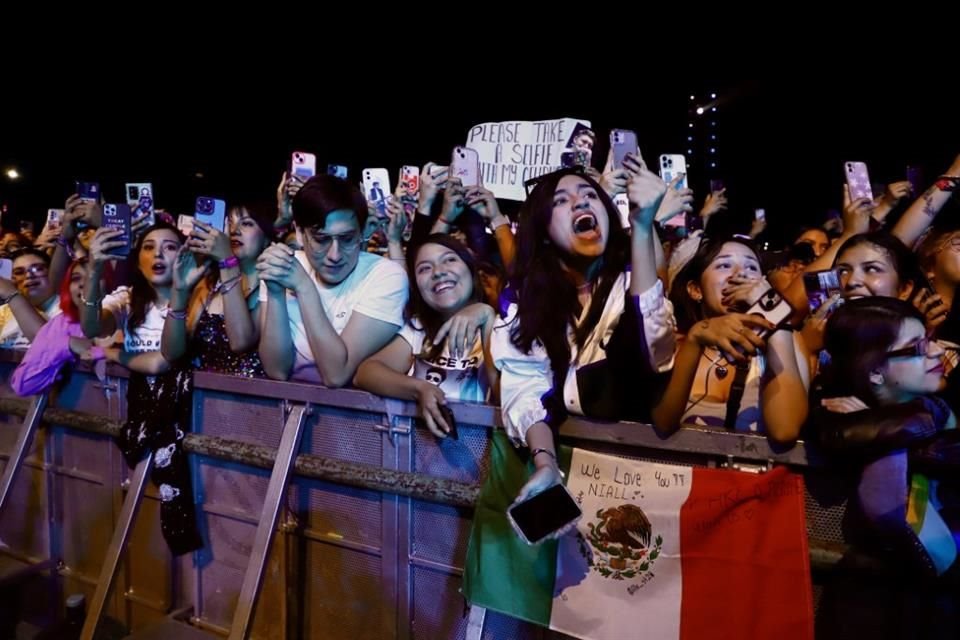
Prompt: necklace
<box><xmin>702</xmin><ymin>347</ymin><xmax>729</xmax><ymax>380</ymax></box>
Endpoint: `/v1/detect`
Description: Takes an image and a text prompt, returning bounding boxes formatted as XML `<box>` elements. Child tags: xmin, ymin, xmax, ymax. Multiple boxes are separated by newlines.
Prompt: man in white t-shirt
<box><xmin>258</xmin><ymin>175</ymin><xmax>408</xmax><ymax>385</ymax></box>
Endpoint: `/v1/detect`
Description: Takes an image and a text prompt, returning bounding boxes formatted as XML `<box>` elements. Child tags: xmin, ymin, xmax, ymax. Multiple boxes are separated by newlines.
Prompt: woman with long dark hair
<box><xmin>491</xmin><ymin>160</ymin><xmax>675</xmax><ymax>501</ymax></box>
<box><xmin>81</xmin><ymin>222</ymin><xmax>203</xmax><ymax>555</ymax></box>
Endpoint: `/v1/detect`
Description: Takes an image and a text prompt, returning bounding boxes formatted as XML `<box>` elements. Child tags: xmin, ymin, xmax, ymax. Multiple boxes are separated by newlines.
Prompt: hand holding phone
<box><xmin>845</xmin><ymin>161</ymin><xmax>873</xmax><ymax>202</ymax></box>
<box><xmin>451</xmin><ymin>147</ymin><xmax>481</xmax><ymax>188</ymax></box>
<box><xmin>292</xmin><ymin>151</ymin><xmax>317</xmax><ymax>179</ymax></box>
<box><xmin>803</xmin><ymin>269</ymin><xmax>842</xmax><ymax>315</ymax></box>
<box><xmin>610</xmin><ymin>129</ymin><xmax>639</xmax><ymax>170</ymax></box>
<box><xmin>194</xmin><ymin>197</ymin><xmax>226</xmax><ymax>232</ymax></box>
<box><xmin>507</xmin><ymin>482</ymin><xmax>582</xmax><ymax>546</ymax></box>
<box><xmin>101</xmin><ymin>204</ymin><xmax>132</xmax><ymax>257</ymax></box>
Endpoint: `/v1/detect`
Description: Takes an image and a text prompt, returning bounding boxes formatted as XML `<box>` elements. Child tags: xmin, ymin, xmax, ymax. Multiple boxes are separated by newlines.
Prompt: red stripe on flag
<box><xmin>679</xmin><ymin>466</ymin><xmax>813</xmax><ymax>640</ymax></box>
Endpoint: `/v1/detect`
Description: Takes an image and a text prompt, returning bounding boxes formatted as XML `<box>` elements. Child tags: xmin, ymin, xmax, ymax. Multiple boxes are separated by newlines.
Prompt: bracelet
<box><xmin>490</xmin><ymin>215</ymin><xmax>511</xmax><ymax>232</ymax></box>
<box><xmin>218</xmin><ymin>275</ymin><xmax>243</xmax><ymax>297</ymax></box>
<box><xmin>166</xmin><ymin>306</ymin><xmax>188</xmax><ymax>320</ymax></box>
<box><xmin>218</xmin><ymin>255</ymin><xmax>240</xmax><ymax>270</ymax></box>
<box><xmin>935</xmin><ymin>176</ymin><xmax>960</xmax><ymax>192</ymax></box>
<box><xmin>530</xmin><ymin>448</ymin><xmax>557</xmax><ymax>463</ymax></box>
<box><xmin>80</xmin><ymin>291</ymin><xmax>103</xmax><ymax>307</ymax></box>
<box><xmin>0</xmin><ymin>291</ymin><xmax>20</xmax><ymax>306</ymax></box>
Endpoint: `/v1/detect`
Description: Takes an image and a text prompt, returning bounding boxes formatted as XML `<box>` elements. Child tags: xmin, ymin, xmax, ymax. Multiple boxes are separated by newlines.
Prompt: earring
<box><xmin>869</xmin><ymin>372</ymin><xmax>884</xmax><ymax>386</ymax></box>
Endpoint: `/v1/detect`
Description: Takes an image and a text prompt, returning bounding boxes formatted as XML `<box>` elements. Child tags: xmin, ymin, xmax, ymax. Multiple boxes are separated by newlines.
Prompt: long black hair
<box><xmin>668</xmin><ymin>234</ymin><xmax>761</xmax><ymax>333</ymax></box>
<box><xmin>509</xmin><ymin>168</ymin><xmax>631</xmax><ymax>381</ymax></box>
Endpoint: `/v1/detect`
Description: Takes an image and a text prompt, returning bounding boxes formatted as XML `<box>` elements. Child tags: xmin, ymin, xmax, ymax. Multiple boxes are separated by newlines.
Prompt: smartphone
<box><xmin>327</xmin><ymin>164</ymin><xmax>348</xmax><ymax>179</ymax></box>
<box><xmin>907</xmin><ymin>165</ymin><xmax>924</xmax><ymax>196</ymax></box>
<box><xmin>400</xmin><ymin>165</ymin><xmax>420</xmax><ymax>216</ymax></box>
<box><xmin>362</xmin><ymin>169</ymin><xmax>392</xmax><ymax>219</ymax></box>
<box><xmin>845</xmin><ymin>161</ymin><xmax>874</xmax><ymax>202</ymax></box>
<box><xmin>450</xmin><ymin>146</ymin><xmax>481</xmax><ymax>187</ymax></box>
<box><xmin>194</xmin><ymin>197</ymin><xmax>226</xmax><ymax>232</ymax></box>
<box><xmin>125</xmin><ymin>182</ymin><xmax>155</xmax><ymax>226</ymax></box>
<box><xmin>746</xmin><ymin>288</ymin><xmax>793</xmax><ymax>331</ymax></box>
<box><xmin>0</xmin><ymin>259</ymin><xmax>11</xmax><ymax>280</ymax></box>
<box><xmin>101</xmin><ymin>204</ymin><xmax>132</xmax><ymax>257</ymax></box>
<box><xmin>803</xmin><ymin>269</ymin><xmax>842</xmax><ymax>314</ymax></box>
<box><xmin>724</xmin><ymin>287</ymin><xmax>794</xmax><ymax>361</ymax></box>
<box><xmin>75</xmin><ymin>181</ymin><xmax>100</xmax><ymax>203</ymax></box>
<box><xmin>46</xmin><ymin>209</ymin><xmax>64</xmax><ymax>230</ymax></box>
<box><xmin>610</xmin><ymin>129</ymin><xmax>639</xmax><ymax>171</ymax></box>
<box><xmin>177</xmin><ymin>214</ymin><xmax>195</xmax><ymax>237</ymax></box>
<box><xmin>754</xmin><ymin>208</ymin><xmax>766</xmax><ymax>221</ymax></box>
<box><xmin>291</xmin><ymin>151</ymin><xmax>317</xmax><ymax>179</ymax></box>
<box><xmin>507</xmin><ymin>483</ymin><xmax>582</xmax><ymax>546</ymax></box>
<box><xmin>709</xmin><ymin>178</ymin><xmax>725</xmax><ymax>193</ymax></box>
<box><xmin>437</xmin><ymin>404</ymin><xmax>458</xmax><ymax>440</ymax></box>
<box><xmin>659</xmin><ymin>154</ymin><xmax>688</xmax><ymax>190</ymax></box>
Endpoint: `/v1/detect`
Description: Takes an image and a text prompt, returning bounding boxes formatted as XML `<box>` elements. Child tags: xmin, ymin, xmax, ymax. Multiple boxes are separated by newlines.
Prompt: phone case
<box><xmin>102</xmin><ymin>204</ymin><xmax>132</xmax><ymax>257</ymax></box>
<box><xmin>659</xmin><ymin>154</ymin><xmax>688</xmax><ymax>190</ymax></box>
<box><xmin>362</xmin><ymin>169</ymin><xmax>392</xmax><ymax>219</ymax></box>
<box><xmin>194</xmin><ymin>197</ymin><xmax>226</xmax><ymax>232</ymax></box>
<box><xmin>610</xmin><ymin>129</ymin><xmax>639</xmax><ymax>170</ymax></box>
<box><xmin>845</xmin><ymin>161</ymin><xmax>873</xmax><ymax>202</ymax></box>
<box><xmin>291</xmin><ymin>151</ymin><xmax>317</xmax><ymax>179</ymax></box>
<box><xmin>451</xmin><ymin>147</ymin><xmax>480</xmax><ymax>187</ymax></box>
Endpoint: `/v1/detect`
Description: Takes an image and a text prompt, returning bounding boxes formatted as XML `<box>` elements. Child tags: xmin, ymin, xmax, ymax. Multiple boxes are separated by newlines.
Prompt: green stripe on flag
<box><xmin>462</xmin><ymin>430</ymin><xmax>572</xmax><ymax>627</ymax></box>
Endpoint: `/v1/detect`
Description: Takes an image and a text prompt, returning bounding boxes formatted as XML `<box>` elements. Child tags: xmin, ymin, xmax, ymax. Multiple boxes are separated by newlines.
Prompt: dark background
<box><xmin>2</xmin><ymin>72</ymin><xmax>956</xmax><ymax>246</ymax></box>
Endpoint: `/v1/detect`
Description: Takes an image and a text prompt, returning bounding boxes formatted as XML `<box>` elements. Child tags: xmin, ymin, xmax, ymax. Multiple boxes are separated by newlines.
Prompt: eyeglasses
<box><xmin>305</xmin><ymin>229</ymin><xmax>361</xmax><ymax>253</ymax></box>
<box><xmin>884</xmin><ymin>336</ymin><xmax>933</xmax><ymax>360</ymax></box>
<box><xmin>12</xmin><ymin>264</ymin><xmax>48</xmax><ymax>278</ymax></box>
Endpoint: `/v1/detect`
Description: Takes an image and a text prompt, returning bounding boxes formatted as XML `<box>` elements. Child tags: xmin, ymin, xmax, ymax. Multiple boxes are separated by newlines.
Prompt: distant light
<box><xmin>5</xmin><ymin>168</ymin><xmax>19</xmax><ymax>180</ymax></box>
<box><xmin>687</xmin><ymin>149</ymin><xmax>693</xmax><ymax>154</ymax></box>
<box><xmin>195</xmin><ymin>172</ymin><xmax>205</xmax><ymax>179</ymax></box>
<box><xmin>688</xmin><ymin>123</ymin><xmax>694</xmax><ymax>128</ymax></box>
<box><xmin>710</xmin><ymin>148</ymin><xmax>716</xmax><ymax>154</ymax></box>
<box><xmin>710</xmin><ymin>122</ymin><xmax>716</xmax><ymax>126</ymax></box>
<box><xmin>689</xmin><ymin>95</ymin><xmax>695</xmax><ymax>100</ymax></box>
<box><xmin>711</xmin><ymin>135</ymin><xmax>717</xmax><ymax>140</ymax></box>
<box><xmin>711</xmin><ymin>162</ymin><xmax>717</xmax><ymax>168</ymax></box>
<box><xmin>711</xmin><ymin>107</ymin><xmax>717</xmax><ymax>112</ymax></box>
<box><xmin>696</xmin><ymin>107</ymin><xmax>705</xmax><ymax>115</ymax></box>
<box><xmin>711</xmin><ymin>93</ymin><xmax>717</xmax><ymax>99</ymax></box>
<box><xmin>687</xmin><ymin>136</ymin><xmax>693</xmax><ymax>141</ymax></box>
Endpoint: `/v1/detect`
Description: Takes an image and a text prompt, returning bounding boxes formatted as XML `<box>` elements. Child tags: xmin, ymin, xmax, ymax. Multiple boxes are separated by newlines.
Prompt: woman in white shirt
<box><xmin>491</xmin><ymin>162</ymin><xmax>677</xmax><ymax>502</ymax></box>
<box><xmin>81</xmin><ymin>222</ymin><xmax>203</xmax><ymax>555</ymax></box>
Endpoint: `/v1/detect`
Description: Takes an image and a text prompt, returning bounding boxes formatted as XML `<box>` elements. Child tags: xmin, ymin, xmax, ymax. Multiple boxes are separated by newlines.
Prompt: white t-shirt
<box><xmin>260</xmin><ymin>251</ymin><xmax>409</xmax><ymax>383</ymax></box>
<box><xmin>102</xmin><ymin>287</ymin><xmax>167</xmax><ymax>353</ymax></box>
<box><xmin>398</xmin><ymin>320</ymin><xmax>488</xmax><ymax>403</ymax></box>
<box><xmin>0</xmin><ymin>295</ymin><xmax>62</xmax><ymax>350</ymax></box>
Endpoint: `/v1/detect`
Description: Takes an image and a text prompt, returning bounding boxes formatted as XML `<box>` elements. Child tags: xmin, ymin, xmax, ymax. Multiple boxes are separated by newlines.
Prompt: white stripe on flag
<box><xmin>550</xmin><ymin>448</ymin><xmax>693</xmax><ymax>640</ymax></box>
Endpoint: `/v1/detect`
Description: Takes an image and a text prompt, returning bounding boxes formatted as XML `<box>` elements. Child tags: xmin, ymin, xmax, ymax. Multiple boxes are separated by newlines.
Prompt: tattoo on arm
<box><xmin>923</xmin><ymin>189</ymin><xmax>937</xmax><ymax>217</ymax></box>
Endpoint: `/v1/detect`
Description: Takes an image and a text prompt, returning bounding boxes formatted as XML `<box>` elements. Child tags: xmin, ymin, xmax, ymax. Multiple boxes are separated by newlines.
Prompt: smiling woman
<box><xmin>354</xmin><ymin>234</ymin><xmax>499</xmax><ymax>439</ymax></box>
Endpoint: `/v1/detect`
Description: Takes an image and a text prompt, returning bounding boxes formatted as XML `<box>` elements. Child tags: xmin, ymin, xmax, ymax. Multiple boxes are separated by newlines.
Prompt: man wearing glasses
<box><xmin>257</xmin><ymin>175</ymin><xmax>408</xmax><ymax>385</ymax></box>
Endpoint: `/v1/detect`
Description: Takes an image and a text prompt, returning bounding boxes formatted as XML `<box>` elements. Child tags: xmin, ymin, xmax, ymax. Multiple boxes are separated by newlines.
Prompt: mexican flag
<box><xmin>463</xmin><ymin>432</ymin><xmax>814</xmax><ymax>640</ymax></box>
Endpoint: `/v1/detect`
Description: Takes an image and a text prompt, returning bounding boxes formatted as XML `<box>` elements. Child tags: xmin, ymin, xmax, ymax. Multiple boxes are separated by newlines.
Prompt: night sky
<box><xmin>3</xmin><ymin>71</ymin><xmax>956</xmax><ymax>246</ymax></box>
